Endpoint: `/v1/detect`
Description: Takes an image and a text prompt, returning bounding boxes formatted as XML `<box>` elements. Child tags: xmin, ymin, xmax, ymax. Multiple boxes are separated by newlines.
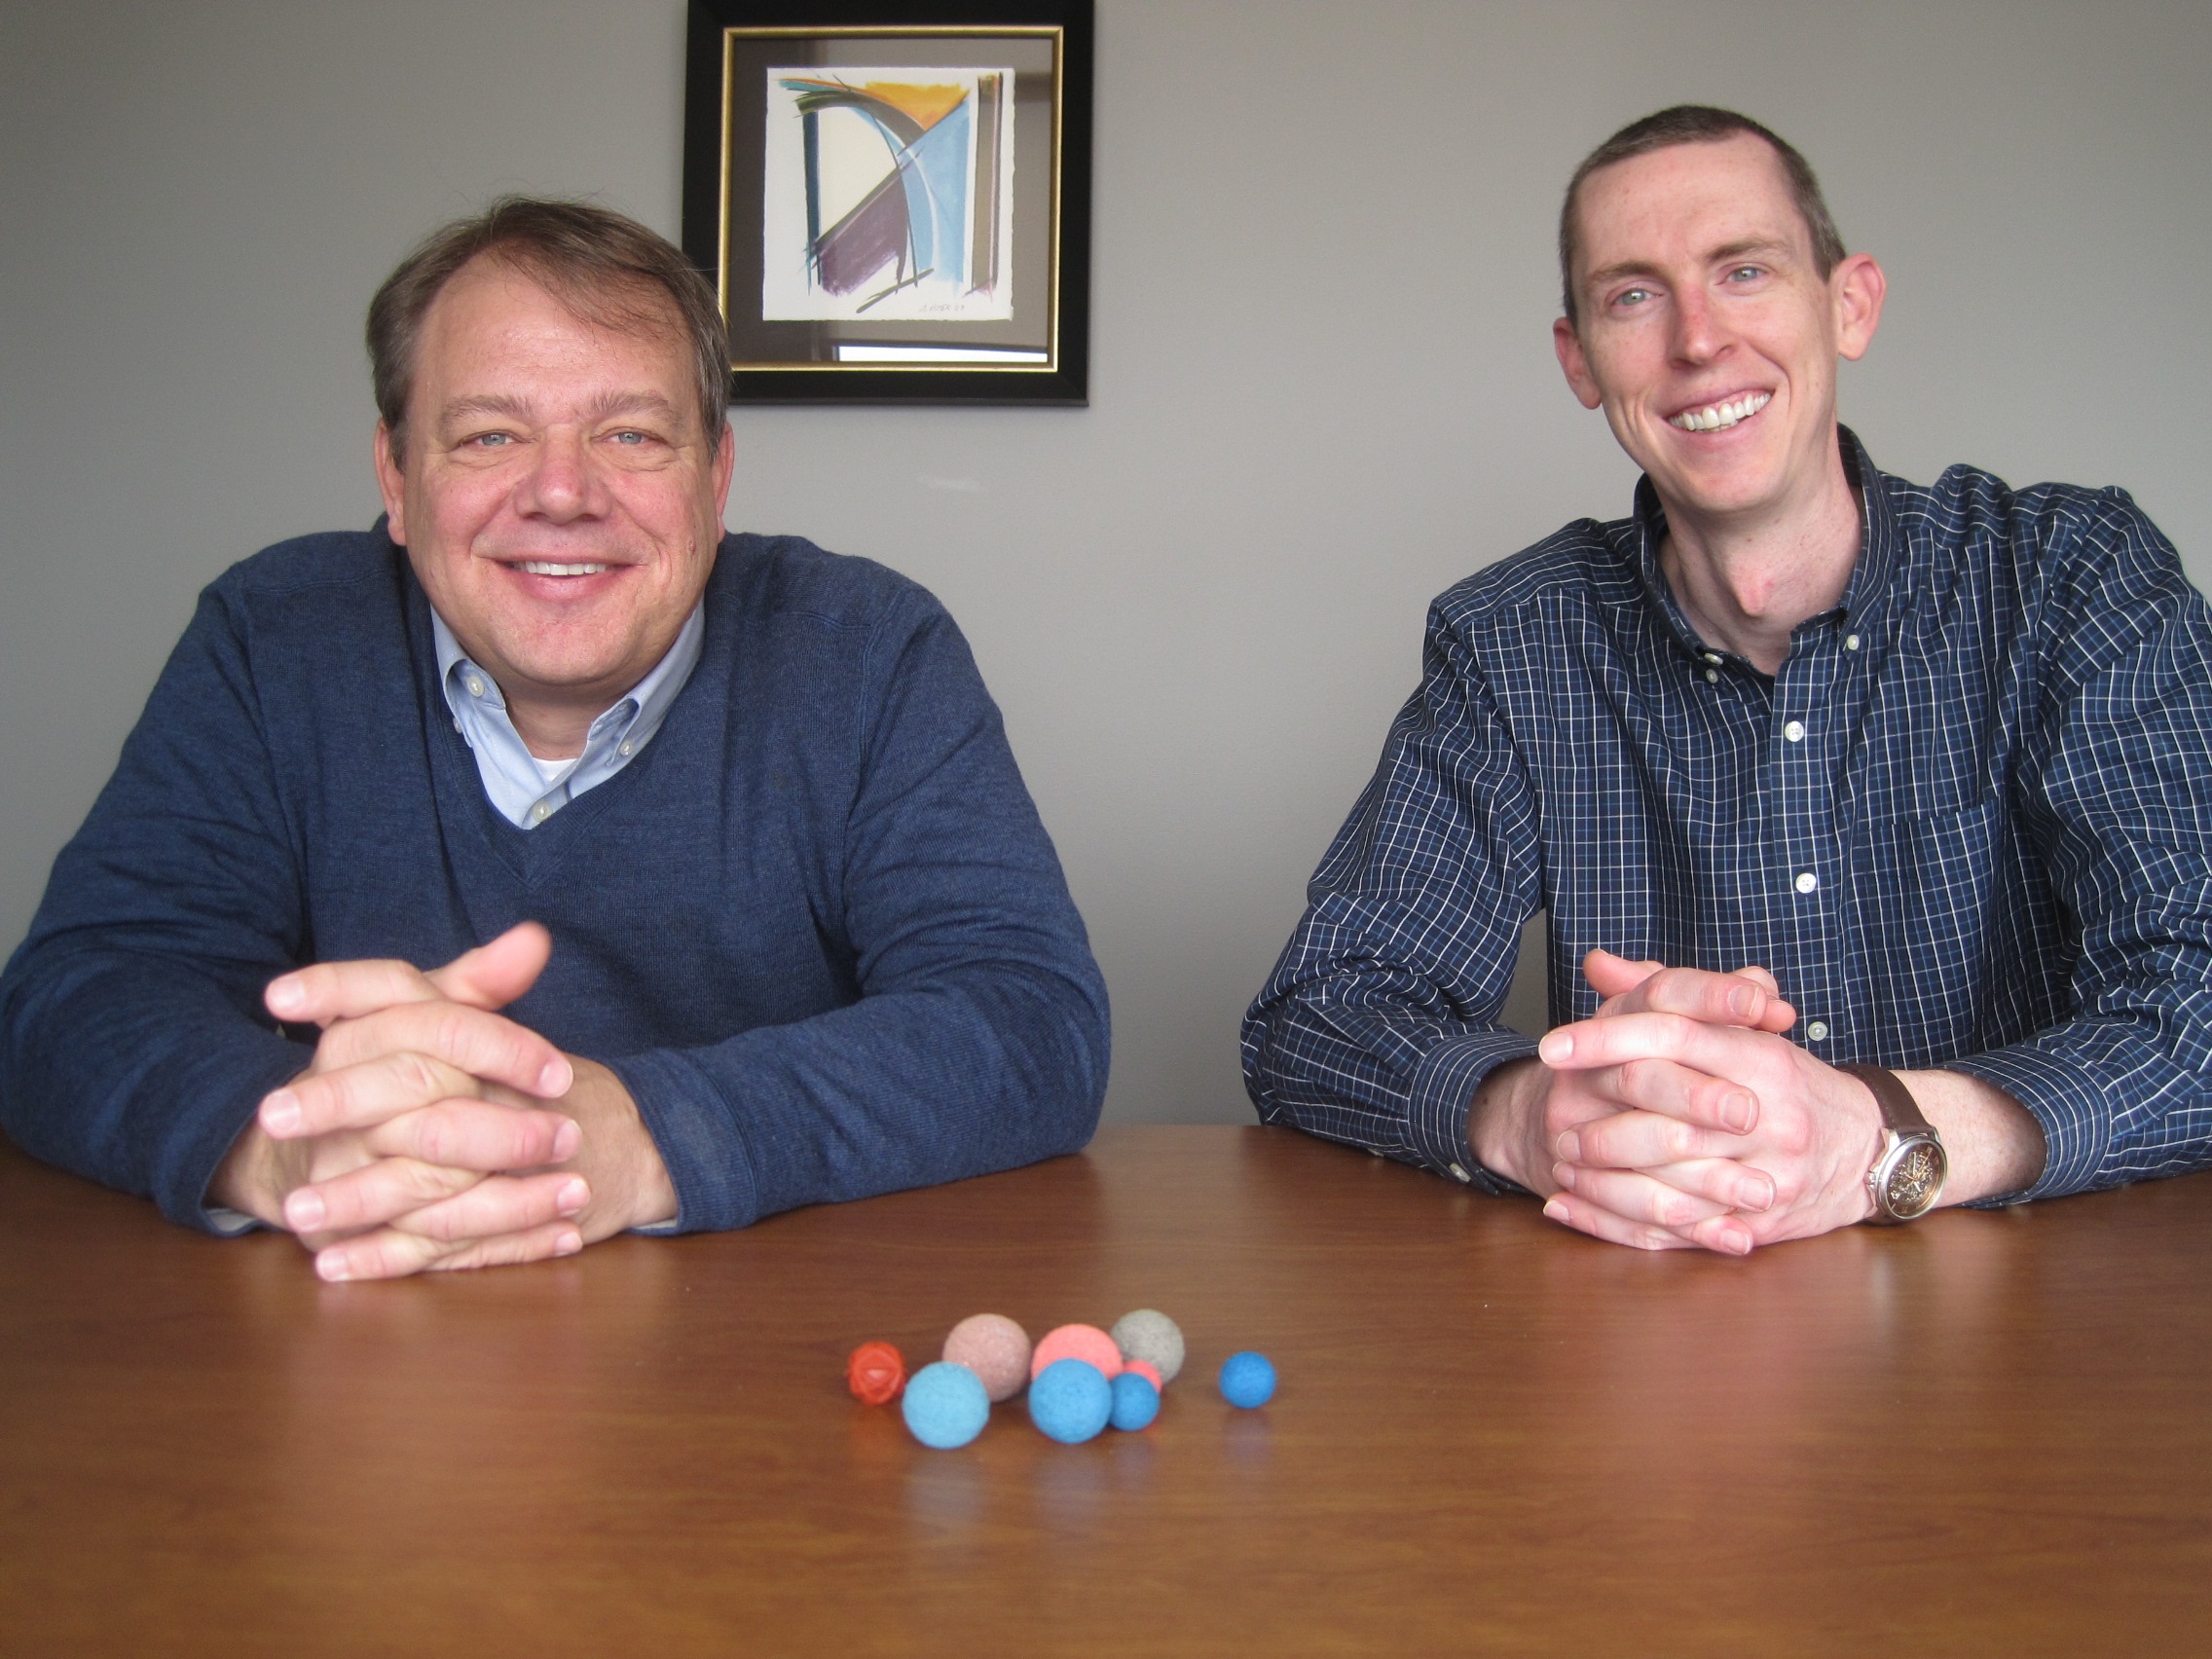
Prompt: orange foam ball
<box><xmin>1030</xmin><ymin>1323</ymin><xmax>1124</xmax><ymax>1381</ymax></box>
<box><xmin>1122</xmin><ymin>1357</ymin><xmax>1163</xmax><ymax>1391</ymax></box>
<box><xmin>846</xmin><ymin>1340</ymin><xmax>906</xmax><ymax>1405</ymax></box>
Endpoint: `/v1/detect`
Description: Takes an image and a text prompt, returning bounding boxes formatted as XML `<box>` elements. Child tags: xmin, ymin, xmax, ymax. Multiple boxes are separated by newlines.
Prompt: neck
<box><xmin>1655</xmin><ymin>435</ymin><xmax>1862</xmax><ymax>676</ymax></box>
<box><xmin>508</xmin><ymin>692</ymin><xmax>609</xmax><ymax>760</ymax></box>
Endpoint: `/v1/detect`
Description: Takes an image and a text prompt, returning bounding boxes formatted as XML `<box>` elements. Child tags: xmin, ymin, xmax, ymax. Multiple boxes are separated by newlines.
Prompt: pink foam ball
<box><xmin>1031</xmin><ymin>1323</ymin><xmax>1124</xmax><ymax>1381</ymax></box>
<box><xmin>943</xmin><ymin>1313</ymin><xmax>1032</xmax><ymax>1402</ymax></box>
<box><xmin>1122</xmin><ymin>1357</ymin><xmax>1163</xmax><ymax>1391</ymax></box>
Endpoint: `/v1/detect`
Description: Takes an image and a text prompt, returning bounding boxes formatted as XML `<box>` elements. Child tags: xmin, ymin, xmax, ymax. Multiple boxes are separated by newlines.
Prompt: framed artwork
<box><xmin>682</xmin><ymin>0</ymin><xmax>1093</xmax><ymax>404</ymax></box>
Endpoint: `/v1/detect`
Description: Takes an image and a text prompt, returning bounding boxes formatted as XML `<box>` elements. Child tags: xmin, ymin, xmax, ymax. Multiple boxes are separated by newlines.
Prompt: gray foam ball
<box><xmin>1110</xmin><ymin>1309</ymin><xmax>1185</xmax><ymax>1383</ymax></box>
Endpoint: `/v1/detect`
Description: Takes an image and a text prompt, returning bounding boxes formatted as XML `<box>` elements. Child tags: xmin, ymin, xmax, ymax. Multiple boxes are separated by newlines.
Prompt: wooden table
<box><xmin>3</xmin><ymin>1125</ymin><xmax>2209</xmax><ymax>1655</ymax></box>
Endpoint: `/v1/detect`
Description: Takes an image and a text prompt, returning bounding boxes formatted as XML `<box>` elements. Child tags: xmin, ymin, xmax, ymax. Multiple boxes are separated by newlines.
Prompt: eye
<box><xmin>1725</xmin><ymin>265</ymin><xmax>1764</xmax><ymax>283</ymax></box>
<box><xmin>466</xmin><ymin>431</ymin><xmax>515</xmax><ymax>449</ymax></box>
<box><xmin>1613</xmin><ymin>285</ymin><xmax>1653</xmax><ymax>311</ymax></box>
<box><xmin>608</xmin><ymin>428</ymin><xmax>664</xmax><ymax>447</ymax></box>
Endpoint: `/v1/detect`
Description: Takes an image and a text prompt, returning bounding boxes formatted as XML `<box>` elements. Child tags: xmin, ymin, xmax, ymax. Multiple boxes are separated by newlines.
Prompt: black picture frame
<box><xmin>683</xmin><ymin>0</ymin><xmax>1092</xmax><ymax>404</ymax></box>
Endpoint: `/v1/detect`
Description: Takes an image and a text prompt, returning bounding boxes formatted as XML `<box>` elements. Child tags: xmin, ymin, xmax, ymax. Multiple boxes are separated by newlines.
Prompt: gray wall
<box><xmin>4</xmin><ymin>0</ymin><xmax>2207</xmax><ymax>1124</ymax></box>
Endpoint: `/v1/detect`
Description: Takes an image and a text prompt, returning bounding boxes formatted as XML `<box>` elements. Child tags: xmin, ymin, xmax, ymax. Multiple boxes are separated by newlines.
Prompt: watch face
<box><xmin>1885</xmin><ymin>1139</ymin><xmax>1946</xmax><ymax>1219</ymax></box>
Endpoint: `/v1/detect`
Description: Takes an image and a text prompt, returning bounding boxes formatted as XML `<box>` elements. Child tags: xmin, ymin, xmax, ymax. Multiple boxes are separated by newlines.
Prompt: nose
<box><xmin>1670</xmin><ymin>284</ymin><xmax>1727</xmax><ymax>366</ymax></box>
<box><xmin>513</xmin><ymin>425</ymin><xmax>609</xmax><ymax>523</ymax></box>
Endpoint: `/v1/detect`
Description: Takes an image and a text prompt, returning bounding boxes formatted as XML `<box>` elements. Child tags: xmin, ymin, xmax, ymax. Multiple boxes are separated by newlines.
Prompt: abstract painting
<box><xmin>761</xmin><ymin>67</ymin><xmax>1016</xmax><ymax>323</ymax></box>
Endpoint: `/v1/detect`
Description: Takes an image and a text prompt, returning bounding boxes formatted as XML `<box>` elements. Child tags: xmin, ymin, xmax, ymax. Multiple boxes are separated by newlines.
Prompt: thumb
<box><xmin>427</xmin><ymin>921</ymin><xmax>553</xmax><ymax>1012</ymax></box>
<box><xmin>1583</xmin><ymin>946</ymin><xmax>1662</xmax><ymax>1000</ymax></box>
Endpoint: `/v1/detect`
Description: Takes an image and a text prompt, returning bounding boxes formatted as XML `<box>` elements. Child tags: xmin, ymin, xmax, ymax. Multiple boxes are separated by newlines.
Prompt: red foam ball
<box><xmin>1031</xmin><ymin>1323</ymin><xmax>1124</xmax><ymax>1381</ymax></box>
<box><xmin>1122</xmin><ymin>1357</ymin><xmax>1163</xmax><ymax>1391</ymax></box>
<box><xmin>847</xmin><ymin>1340</ymin><xmax>906</xmax><ymax>1405</ymax></box>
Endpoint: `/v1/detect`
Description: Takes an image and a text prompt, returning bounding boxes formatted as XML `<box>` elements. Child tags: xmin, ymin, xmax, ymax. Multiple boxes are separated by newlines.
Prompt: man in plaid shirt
<box><xmin>1244</xmin><ymin>106</ymin><xmax>2212</xmax><ymax>1251</ymax></box>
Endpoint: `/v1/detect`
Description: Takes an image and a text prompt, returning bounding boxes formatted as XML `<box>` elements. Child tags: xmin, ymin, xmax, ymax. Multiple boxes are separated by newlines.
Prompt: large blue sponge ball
<box><xmin>902</xmin><ymin>1361</ymin><xmax>991</xmax><ymax>1449</ymax></box>
<box><xmin>1109</xmin><ymin>1370</ymin><xmax>1161</xmax><ymax>1431</ymax></box>
<box><xmin>1028</xmin><ymin>1358</ymin><xmax>1114</xmax><ymax>1444</ymax></box>
<box><xmin>1218</xmin><ymin>1350</ymin><xmax>1276</xmax><ymax>1409</ymax></box>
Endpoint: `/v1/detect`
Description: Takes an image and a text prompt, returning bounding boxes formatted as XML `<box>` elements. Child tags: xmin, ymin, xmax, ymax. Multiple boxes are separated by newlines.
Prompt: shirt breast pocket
<box><xmin>1847</xmin><ymin>790</ymin><xmax>2006</xmax><ymax>1059</ymax></box>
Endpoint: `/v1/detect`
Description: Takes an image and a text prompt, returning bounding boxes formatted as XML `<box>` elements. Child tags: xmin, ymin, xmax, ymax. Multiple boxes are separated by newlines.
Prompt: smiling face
<box><xmin>374</xmin><ymin>255</ymin><xmax>734</xmax><ymax>738</ymax></box>
<box><xmin>1552</xmin><ymin>132</ymin><xmax>1883</xmax><ymax>537</ymax></box>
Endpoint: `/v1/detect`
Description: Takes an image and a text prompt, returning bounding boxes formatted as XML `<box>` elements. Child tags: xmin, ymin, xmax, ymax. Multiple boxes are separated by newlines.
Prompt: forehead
<box><xmin>1572</xmin><ymin>132</ymin><xmax>1809</xmax><ymax>275</ymax></box>
<box><xmin>412</xmin><ymin>256</ymin><xmax>693</xmax><ymax>404</ymax></box>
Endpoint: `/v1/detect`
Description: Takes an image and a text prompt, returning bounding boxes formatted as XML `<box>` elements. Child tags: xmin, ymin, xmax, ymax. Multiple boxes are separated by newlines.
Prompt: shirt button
<box><xmin>1844</xmin><ymin>634</ymin><xmax>1861</xmax><ymax>651</ymax></box>
<box><xmin>1704</xmin><ymin>669</ymin><xmax>1719</xmax><ymax>684</ymax></box>
<box><xmin>1448</xmin><ymin>1162</ymin><xmax>1472</xmax><ymax>1184</ymax></box>
<box><xmin>530</xmin><ymin>801</ymin><xmax>552</xmax><ymax>823</ymax></box>
<box><xmin>618</xmin><ymin>740</ymin><xmax>634</xmax><ymax>756</ymax></box>
<box><xmin>1703</xmin><ymin>651</ymin><xmax>1723</xmax><ymax>665</ymax></box>
<box><xmin>465</xmin><ymin>675</ymin><xmax>487</xmax><ymax>698</ymax></box>
<box><xmin>1784</xmin><ymin>720</ymin><xmax>1806</xmax><ymax>743</ymax></box>
<box><xmin>1806</xmin><ymin>1019</ymin><xmax>1830</xmax><ymax>1042</ymax></box>
<box><xmin>1794</xmin><ymin>871</ymin><xmax>1819</xmax><ymax>895</ymax></box>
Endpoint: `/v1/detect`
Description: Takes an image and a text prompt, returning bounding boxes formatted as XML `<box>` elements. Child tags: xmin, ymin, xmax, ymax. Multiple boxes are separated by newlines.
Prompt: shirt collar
<box><xmin>1628</xmin><ymin>423</ymin><xmax>1898</xmax><ymax>664</ymax></box>
<box><xmin>429</xmin><ymin>601</ymin><xmax>707</xmax><ymax>745</ymax></box>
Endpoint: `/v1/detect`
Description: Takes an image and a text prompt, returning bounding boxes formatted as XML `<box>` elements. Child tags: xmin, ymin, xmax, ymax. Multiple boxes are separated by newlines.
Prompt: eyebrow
<box><xmin>435</xmin><ymin>390</ymin><xmax>686</xmax><ymax>428</ymax></box>
<box><xmin>1581</xmin><ymin>238</ymin><xmax>1801</xmax><ymax>295</ymax></box>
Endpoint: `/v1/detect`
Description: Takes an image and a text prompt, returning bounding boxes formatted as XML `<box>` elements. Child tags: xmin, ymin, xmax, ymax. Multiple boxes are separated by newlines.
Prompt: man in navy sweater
<box><xmin>0</xmin><ymin>199</ymin><xmax>1108</xmax><ymax>1279</ymax></box>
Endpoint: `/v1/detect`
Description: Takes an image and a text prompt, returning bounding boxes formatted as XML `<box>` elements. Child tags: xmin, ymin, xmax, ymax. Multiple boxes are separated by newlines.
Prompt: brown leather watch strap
<box><xmin>1837</xmin><ymin>1063</ymin><xmax>1934</xmax><ymax>1134</ymax></box>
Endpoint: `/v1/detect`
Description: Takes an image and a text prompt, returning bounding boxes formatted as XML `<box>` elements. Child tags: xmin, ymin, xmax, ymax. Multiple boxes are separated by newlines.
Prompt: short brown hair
<box><xmin>1558</xmin><ymin>105</ymin><xmax>1847</xmax><ymax>327</ymax></box>
<box><xmin>367</xmin><ymin>197</ymin><xmax>727</xmax><ymax>462</ymax></box>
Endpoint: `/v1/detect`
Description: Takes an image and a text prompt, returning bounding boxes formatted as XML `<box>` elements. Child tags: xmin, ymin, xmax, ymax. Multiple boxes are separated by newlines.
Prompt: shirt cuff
<box><xmin>1406</xmin><ymin>1030</ymin><xmax>1542</xmax><ymax>1197</ymax></box>
<box><xmin>605</xmin><ymin>1050</ymin><xmax>762</xmax><ymax>1234</ymax></box>
<box><xmin>1942</xmin><ymin>1044</ymin><xmax>2114</xmax><ymax>1201</ymax></box>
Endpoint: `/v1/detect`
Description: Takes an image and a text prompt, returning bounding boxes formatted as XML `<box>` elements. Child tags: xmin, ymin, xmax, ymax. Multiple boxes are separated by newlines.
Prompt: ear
<box><xmin>1553</xmin><ymin>316</ymin><xmax>1604</xmax><ymax>410</ymax></box>
<box><xmin>1831</xmin><ymin>253</ymin><xmax>1887</xmax><ymax>362</ymax></box>
<box><xmin>373</xmin><ymin>422</ymin><xmax>409</xmax><ymax>545</ymax></box>
<box><xmin>710</xmin><ymin>420</ymin><xmax>735</xmax><ymax>522</ymax></box>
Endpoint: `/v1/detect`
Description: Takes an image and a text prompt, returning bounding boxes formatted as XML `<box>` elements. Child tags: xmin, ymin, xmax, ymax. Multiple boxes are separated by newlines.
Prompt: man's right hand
<box><xmin>210</xmin><ymin>923</ymin><xmax>590</xmax><ymax>1278</ymax></box>
<box><xmin>1468</xmin><ymin>948</ymin><xmax>1795</xmax><ymax>1247</ymax></box>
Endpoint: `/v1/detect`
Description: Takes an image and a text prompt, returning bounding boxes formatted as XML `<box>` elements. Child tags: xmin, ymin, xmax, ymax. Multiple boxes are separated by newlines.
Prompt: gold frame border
<box><xmin>719</xmin><ymin>24</ymin><xmax>1065</xmax><ymax>376</ymax></box>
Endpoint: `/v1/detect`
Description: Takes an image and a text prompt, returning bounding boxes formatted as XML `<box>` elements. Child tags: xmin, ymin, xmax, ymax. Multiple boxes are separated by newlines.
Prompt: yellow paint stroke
<box><xmin>860</xmin><ymin>81</ymin><xmax>969</xmax><ymax>131</ymax></box>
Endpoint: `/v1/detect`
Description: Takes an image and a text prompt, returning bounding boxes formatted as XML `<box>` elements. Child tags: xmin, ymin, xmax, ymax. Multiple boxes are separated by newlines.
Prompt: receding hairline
<box><xmin>1557</xmin><ymin>107</ymin><xmax>1847</xmax><ymax>328</ymax></box>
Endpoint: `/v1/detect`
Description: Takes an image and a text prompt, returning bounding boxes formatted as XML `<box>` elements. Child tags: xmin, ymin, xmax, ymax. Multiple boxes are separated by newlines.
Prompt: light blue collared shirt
<box><xmin>431</xmin><ymin>603</ymin><xmax>706</xmax><ymax>828</ymax></box>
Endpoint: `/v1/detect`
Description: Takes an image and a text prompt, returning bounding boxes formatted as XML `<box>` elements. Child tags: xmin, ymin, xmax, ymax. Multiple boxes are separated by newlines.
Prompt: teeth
<box><xmin>1669</xmin><ymin>391</ymin><xmax>1772</xmax><ymax>432</ymax></box>
<box><xmin>517</xmin><ymin>561</ymin><xmax>610</xmax><ymax>575</ymax></box>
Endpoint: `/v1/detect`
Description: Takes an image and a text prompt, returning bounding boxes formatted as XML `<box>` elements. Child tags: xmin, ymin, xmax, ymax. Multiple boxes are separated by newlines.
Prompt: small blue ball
<box><xmin>1108</xmin><ymin>1370</ymin><xmax>1161</xmax><ymax>1431</ymax></box>
<box><xmin>902</xmin><ymin>1361</ymin><xmax>991</xmax><ymax>1450</ymax></box>
<box><xmin>1028</xmin><ymin>1357</ymin><xmax>1113</xmax><ymax>1444</ymax></box>
<box><xmin>1218</xmin><ymin>1350</ymin><xmax>1276</xmax><ymax>1409</ymax></box>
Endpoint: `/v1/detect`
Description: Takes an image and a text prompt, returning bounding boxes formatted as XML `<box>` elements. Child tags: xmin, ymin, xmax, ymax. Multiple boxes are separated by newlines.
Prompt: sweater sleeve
<box><xmin>0</xmin><ymin>577</ymin><xmax>314</xmax><ymax>1230</ymax></box>
<box><xmin>602</xmin><ymin>590</ymin><xmax>1110</xmax><ymax>1231</ymax></box>
<box><xmin>1946</xmin><ymin>490</ymin><xmax>2212</xmax><ymax>1198</ymax></box>
<box><xmin>1239</xmin><ymin>602</ymin><xmax>1542</xmax><ymax>1193</ymax></box>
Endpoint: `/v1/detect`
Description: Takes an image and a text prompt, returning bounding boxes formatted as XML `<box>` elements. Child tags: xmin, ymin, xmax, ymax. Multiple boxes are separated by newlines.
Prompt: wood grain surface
<box><xmin>3</xmin><ymin>1125</ymin><xmax>2209</xmax><ymax>1656</ymax></box>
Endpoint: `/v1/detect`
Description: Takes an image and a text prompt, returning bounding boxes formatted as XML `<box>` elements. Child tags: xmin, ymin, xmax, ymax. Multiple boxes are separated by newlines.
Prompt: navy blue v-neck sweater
<box><xmin>0</xmin><ymin>529</ymin><xmax>1109</xmax><ymax>1232</ymax></box>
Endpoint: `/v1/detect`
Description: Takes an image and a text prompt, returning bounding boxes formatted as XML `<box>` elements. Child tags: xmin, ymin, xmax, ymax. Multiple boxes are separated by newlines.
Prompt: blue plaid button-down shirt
<box><xmin>1242</xmin><ymin>431</ymin><xmax>2212</xmax><ymax>1202</ymax></box>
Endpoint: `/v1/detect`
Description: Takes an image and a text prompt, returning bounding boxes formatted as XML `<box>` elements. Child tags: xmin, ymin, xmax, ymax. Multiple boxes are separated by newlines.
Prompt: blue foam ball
<box><xmin>901</xmin><ymin>1361</ymin><xmax>991</xmax><ymax>1449</ymax></box>
<box><xmin>1028</xmin><ymin>1357</ymin><xmax>1113</xmax><ymax>1444</ymax></box>
<box><xmin>1108</xmin><ymin>1370</ymin><xmax>1161</xmax><ymax>1431</ymax></box>
<box><xmin>1218</xmin><ymin>1350</ymin><xmax>1276</xmax><ymax>1409</ymax></box>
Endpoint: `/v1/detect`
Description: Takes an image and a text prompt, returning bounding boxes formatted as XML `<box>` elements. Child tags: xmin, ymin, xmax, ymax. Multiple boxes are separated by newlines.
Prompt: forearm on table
<box><xmin>611</xmin><ymin>967</ymin><xmax>1107</xmax><ymax>1233</ymax></box>
<box><xmin>1898</xmin><ymin>1068</ymin><xmax>2047</xmax><ymax>1206</ymax></box>
<box><xmin>0</xmin><ymin>953</ymin><xmax>307</xmax><ymax>1230</ymax></box>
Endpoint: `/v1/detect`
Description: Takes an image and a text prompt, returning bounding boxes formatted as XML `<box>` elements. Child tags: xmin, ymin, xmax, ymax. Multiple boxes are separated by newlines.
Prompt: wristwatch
<box><xmin>1838</xmin><ymin>1063</ymin><xmax>1948</xmax><ymax>1223</ymax></box>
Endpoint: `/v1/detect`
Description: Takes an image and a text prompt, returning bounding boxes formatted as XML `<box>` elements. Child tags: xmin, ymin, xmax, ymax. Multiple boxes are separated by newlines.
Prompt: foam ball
<box><xmin>1121</xmin><ymin>1358</ymin><xmax>1163</xmax><ymax>1392</ymax></box>
<box><xmin>1031</xmin><ymin>1323</ymin><xmax>1123</xmax><ymax>1382</ymax></box>
<box><xmin>1110</xmin><ymin>1309</ymin><xmax>1186</xmax><ymax>1383</ymax></box>
<box><xmin>943</xmin><ymin>1313</ymin><xmax>1032</xmax><ymax>1402</ymax></box>
<box><xmin>1109</xmin><ymin>1370</ymin><xmax>1161</xmax><ymax>1431</ymax></box>
<box><xmin>846</xmin><ymin>1341</ymin><xmax>905</xmax><ymax>1405</ymax></box>
<box><xmin>1219</xmin><ymin>1351</ymin><xmax>1276</xmax><ymax>1409</ymax></box>
<box><xmin>1028</xmin><ymin>1358</ymin><xmax>1113</xmax><ymax>1444</ymax></box>
<box><xmin>901</xmin><ymin>1361</ymin><xmax>991</xmax><ymax>1449</ymax></box>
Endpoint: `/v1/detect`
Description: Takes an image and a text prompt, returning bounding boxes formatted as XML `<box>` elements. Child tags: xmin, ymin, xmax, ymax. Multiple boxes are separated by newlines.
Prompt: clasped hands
<box><xmin>1471</xmin><ymin>948</ymin><xmax>1888</xmax><ymax>1254</ymax></box>
<box><xmin>211</xmin><ymin>922</ymin><xmax>675</xmax><ymax>1279</ymax></box>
